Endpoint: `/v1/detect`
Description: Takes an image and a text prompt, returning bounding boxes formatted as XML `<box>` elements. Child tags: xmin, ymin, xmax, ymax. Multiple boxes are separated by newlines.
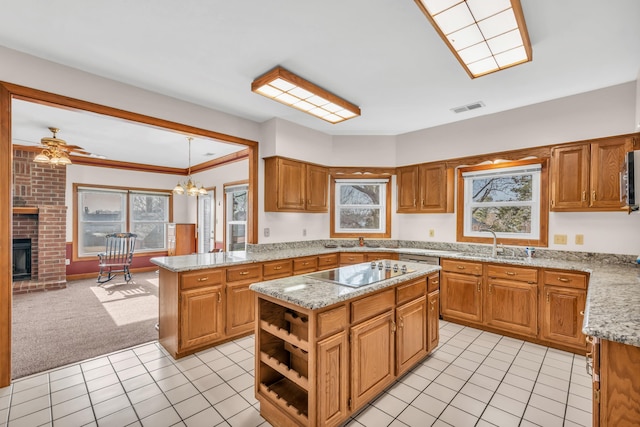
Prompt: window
<box><xmin>77</xmin><ymin>186</ymin><xmax>171</xmax><ymax>257</ymax></box>
<box><xmin>331</xmin><ymin>178</ymin><xmax>391</xmax><ymax>238</ymax></box>
<box><xmin>457</xmin><ymin>160</ymin><xmax>548</xmax><ymax>247</ymax></box>
<box><xmin>225</xmin><ymin>183</ymin><xmax>248</xmax><ymax>251</ymax></box>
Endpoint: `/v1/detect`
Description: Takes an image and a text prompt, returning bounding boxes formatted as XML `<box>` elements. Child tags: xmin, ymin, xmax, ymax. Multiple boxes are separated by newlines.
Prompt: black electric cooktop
<box><xmin>305</xmin><ymin>262</ymin><xmax>415</xmax><ymax>288</ymax></box>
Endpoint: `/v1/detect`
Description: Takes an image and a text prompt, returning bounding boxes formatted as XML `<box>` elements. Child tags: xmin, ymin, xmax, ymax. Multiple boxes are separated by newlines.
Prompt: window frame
<box><xmin>456</xmin><ymin>159</ymin><xmax>549</xmax><ymax>247</ymax></box>
<box><xmin>73</xmin><ymin>183</ymin><xmax>173</xmax><ymax>260</ymax></box>
<box><xmin>330</xmin><ymin>175</ymin><xmax>392</xmax><ymax>238</ymax></box>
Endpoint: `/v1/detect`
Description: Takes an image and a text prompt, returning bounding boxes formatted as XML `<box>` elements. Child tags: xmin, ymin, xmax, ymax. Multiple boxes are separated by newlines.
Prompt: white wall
<box><xmin>395</xmin><ymin>82</ymin><xmax>640</xmax><ymax>255</ymax></box>
<box><xmin>331</xmin><ymin>136</ymin><xmax>397</xmax><ymax>167</ymax></box>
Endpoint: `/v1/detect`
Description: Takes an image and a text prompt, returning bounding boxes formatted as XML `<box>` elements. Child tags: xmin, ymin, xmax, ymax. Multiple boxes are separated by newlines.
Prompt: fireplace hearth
<box><xmin>13</xmin><ymin>238</ymin><xmax>32</xmax><ymax>281</ymax></box>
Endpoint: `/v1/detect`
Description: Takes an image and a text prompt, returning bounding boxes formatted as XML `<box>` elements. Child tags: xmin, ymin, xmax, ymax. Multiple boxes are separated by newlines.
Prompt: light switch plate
<box><xmin>554</xmin><ymin>234</ymin><xmax>567</xmax><ymax>244</ymax></box>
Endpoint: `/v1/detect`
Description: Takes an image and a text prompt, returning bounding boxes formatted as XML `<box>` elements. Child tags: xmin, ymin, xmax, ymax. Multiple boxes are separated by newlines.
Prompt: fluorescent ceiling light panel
<box><xmin>415</xmin><ymin>0</ymin><xmax>532</xmax><ymax>78</ymax></box>
<box><xmin>251</xmin><ymin>66</ymin><xmax>361</xmax><ymax>123</ymax></box>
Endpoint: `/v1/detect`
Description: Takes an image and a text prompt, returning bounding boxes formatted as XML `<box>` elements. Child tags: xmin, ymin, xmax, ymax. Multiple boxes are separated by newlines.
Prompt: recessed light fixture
<box><xmin>414</xmin><ymin>0</ymin><xmax>532</xmax><ymax>78</ymax></box>
<box><xmin>251</xmin><ymin>66</ymin><xmax>361</xmax><ymax>124</ymax></box>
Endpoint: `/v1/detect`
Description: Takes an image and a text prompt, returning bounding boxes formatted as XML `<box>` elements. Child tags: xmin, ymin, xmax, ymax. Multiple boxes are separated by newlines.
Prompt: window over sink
<box><xmin>457</xmin><ymin>159</ymin><xmax>549</xmax><ymax>247</ymax></box>
<box><xmin>330</xmin><ymin>177</ymin><xmax>391</xmax><ymax>238</ymax></box>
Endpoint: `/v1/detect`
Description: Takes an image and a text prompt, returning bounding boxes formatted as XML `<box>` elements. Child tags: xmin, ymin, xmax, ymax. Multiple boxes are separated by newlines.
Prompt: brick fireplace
<box><xmin>12</xmin><ymin>149</ymin><xmax>67</xmax><ymax>293</ymax></box>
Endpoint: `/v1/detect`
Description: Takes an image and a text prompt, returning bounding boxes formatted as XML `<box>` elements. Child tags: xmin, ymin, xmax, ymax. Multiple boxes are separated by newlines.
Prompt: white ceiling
<box><xmin>1</xmin><ymin>0</ymin><xmax>639</xmax><ymax>168</ymax></box>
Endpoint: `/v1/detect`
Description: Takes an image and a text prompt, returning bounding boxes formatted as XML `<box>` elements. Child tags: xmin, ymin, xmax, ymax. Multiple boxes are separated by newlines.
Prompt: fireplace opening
<box><xmin>13</xmin><ymin>238</ymin><xmax>32</xmax><ymax>281</ymax></box>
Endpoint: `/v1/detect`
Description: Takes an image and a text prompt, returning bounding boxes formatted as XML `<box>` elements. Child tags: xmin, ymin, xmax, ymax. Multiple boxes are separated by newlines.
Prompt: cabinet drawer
<box><xmin>226</xmin><ymin>264</ymin><xmax>261</xmax><ymax>283</ymax></box>
<box><xmin>340</xmin><ymin>253</ymin><xmax>366</xmax><ymax>265</ymax></box>
<box><xmin>352</xmin><ymin>289</ymin><xmax>395</xmax><ymax>323</ymax></box>
<box><xmin>317</xmin><ymin>305</ymin><xmax>348</xmax><ymax>338</ymax></box>
<box><xmin>427</xmin><ymin>273</ymin><xmax>440</xmax><ymax>293</ymax></box>
<box><xmin>543</xmin><ymin>270</ymin><xmax>588</xmax><ymax>289</ymax></box>
<box><xmin>396</xmin><ymin>277</ymin><xmax>426</xmax><ymax>305</ymax></box>
<box><xmin>366</xmin><ymin>252</ymin><xmax>397</xmax><ymax>262</ymax></box>
<box><xmin>318</xmin><ymin>253</ymin><xmax>339</xmax><ymax>270</ymax></box>
<box><xmin>441</xmin><ymin>259</ymin><xmax>483</xmax><ymax>276</ymax></box>
<box><xmin>181</xmin><ymin>269</ymin><xmax>224</xmax><ymax>290</ymax></box>
<box><xmin>487</xmin><ymin>264</ymin><xmax>538</xmax><ymax>283</ymax></box>
<box><xmin>262</xmin><ymin>259</ymin><xmax>293</xmax><ymax>279</ymax></box>
<box><xmin>293</xmin><ymin>256</ymin><xmax>318</xmax><ymax>274</ymax></box>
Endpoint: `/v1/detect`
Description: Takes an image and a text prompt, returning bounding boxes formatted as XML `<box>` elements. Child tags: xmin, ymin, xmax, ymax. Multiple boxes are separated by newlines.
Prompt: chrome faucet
<box><xmin>482</xmin><ymin>229</ymin><xmax>498</xmax><ymax>258</ymax></box>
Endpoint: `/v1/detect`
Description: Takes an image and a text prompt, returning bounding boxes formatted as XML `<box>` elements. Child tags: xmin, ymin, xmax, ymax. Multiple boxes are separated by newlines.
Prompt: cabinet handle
<box><xmin>399</xmin><ymin>317</ymin><xmax>404</xmax><ymax>329</ymax></box>
<box><xmin>302</xmin><ymin>262</ymin><xmax>309</xmax><ymax>265</ymax></box>
<box><xmin>391</xmin><ymin>321</ymin><xmax>397</xmax><ymax>333</ymax></box>
<box><xmin>421</xmin><ymin>199</ymin><xmax>425</xmax><ymax>207</ymax></box>
<box><xmin>506</xmin><ymin>271</ymin><xmax>516</xmax><ymax>276</ymax></box>
<box><xmin>489</xmin><ymin>284</ymin><xmax>493</xmax><ymax>294</ymax></box>
<box><xmin>582</xmin><ymin>191</ymin><xmax>586</xmax><ymax>202</ymax></box>
<box><xmin>217</xmin><ymin>292</ymin><xmax>221</xmax><ymax>303</ymax></box>
<box><xmin>197</xmin><ymin>277</ymin><xmax>209</xmax><ymax>282</ymax></box>
<box><xmin>592</xmin><ymin>190</ymin><xmax>596</xmax><ymax>201</ymax></box>
<box><xmin>557</xmin><ymin>277</ymin><xmax>570</xmax><ymax>283</ymax></box>
<box><xmin>430</xmin><ymin>300</ymin><xmax>436</xmax><ymax>311</ymax></box>
<box><xmin>432</xmin><ymin>280</ymin><xmax>439</xmax><ymax>285</ymax></box>
<box><xmin>274</xmin><ymin>266</ymin><xmax>282</xmax><ymax>270</ymax></box>
<box><xmin>476</xmin><ymin>281</ymin><xmax>481</xmax><ymax>292</ymax></box>
<box><xmin>546</xmin><ymin>292</ymin><xmax>550</xmax><ymax>303</ymax></box>
<box><xmin>457</xmin><ymin>265</ymin><xmax>465</xmax><ymax>270</ymax></box>
<box><xmin>239</xmin><ymin>271</ymin><xmax>249</xmax><ymax>275</ymax></box>
<box><xmin>580</xmin><ymin>310</ymin><xmax>585</xmax><ymax>316</ymax></box>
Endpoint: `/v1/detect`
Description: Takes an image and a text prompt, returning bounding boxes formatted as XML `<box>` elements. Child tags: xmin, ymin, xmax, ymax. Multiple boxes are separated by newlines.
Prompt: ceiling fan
<box><xmin>33</xmin><ymin>127</ymin><xmax>92</xmax><ymax>165</ymax></box>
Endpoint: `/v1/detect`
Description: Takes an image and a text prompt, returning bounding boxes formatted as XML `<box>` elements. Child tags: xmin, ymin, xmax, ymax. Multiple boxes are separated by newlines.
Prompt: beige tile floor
<box><xmin>0</xmin><ymin>320</ymin><xmax>592</xmax><ymax>426</ymax></box>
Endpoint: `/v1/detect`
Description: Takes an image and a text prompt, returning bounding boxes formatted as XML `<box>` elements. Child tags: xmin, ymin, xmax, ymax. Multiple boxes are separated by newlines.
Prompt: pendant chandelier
<box><xmin>172</xmin><ymin>137</ymin><xmax>207</xmax><ymax>196</ymax></box>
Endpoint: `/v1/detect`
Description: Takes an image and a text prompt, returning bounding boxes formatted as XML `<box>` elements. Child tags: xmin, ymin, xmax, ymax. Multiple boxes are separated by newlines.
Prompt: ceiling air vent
<box><xmin>451</xmin><ymin>101</ymin><xmax>485</xmax><ymax>114</ymax></box>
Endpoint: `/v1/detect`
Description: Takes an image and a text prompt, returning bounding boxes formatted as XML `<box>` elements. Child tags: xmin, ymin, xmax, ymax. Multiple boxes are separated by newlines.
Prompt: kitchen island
<box><xmin>249</xmin><ymin>260</ymin><xmax>440</xmax><ymax>427</ymax></box>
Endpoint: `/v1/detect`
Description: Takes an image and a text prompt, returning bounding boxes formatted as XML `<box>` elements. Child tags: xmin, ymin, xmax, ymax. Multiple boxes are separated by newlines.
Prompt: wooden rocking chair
<box><xmin>97</xmin><ymin>232</ymin><xmax>137</xmax><ymax>284</ymax></box>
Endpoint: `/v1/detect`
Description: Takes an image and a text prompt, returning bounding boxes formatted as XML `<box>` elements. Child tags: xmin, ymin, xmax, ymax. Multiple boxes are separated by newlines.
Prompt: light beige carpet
<box><xmin>11</xmin><ymin>271</ymin><xmax>159</xmax><ymax>379</ymax></box>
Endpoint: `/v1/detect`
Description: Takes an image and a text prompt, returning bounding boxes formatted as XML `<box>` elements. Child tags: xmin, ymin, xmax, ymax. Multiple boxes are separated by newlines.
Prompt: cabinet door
<box><xmin>339</xmin><ymin>252</ymin><xmax>366</xmax><ymax>265</ymax></box>
<box><xmin>541</xmin><ymin>285</ymin><xmax>586</xmax><ymax>349</ymax></box>
<box><xmin>589</xmin><ymin>137</ymin><xmax>629</xmax><ymax>209</ymax></box>
<box><xmin>427</xmin><ymin>291</ymin><xmax>440</xmax><ymax>353</ymax></box>
<box><xmin>396</xmin><ymin>296</ymin><xmax>428</xmax><ymax>376</ymax></box>
<box><xmin>317</xmin><ymin>331</ymin><xmax>349</xmax><ymax>427</ymax></box>
<box><xmin>306</xmin><ymin>164</ymin><xmax>329</xmax><ymax>212</ymax></box>
<box><xmin>551</xmin><ymin>144</ymin><xmax>590</xmax><ymax>210</ymax></box>
<box><xmin>396</xmin><ymin>165</ymin><xmax>419</xmax><ymax>212</ymax></box>
<box><xmin>277</xmin><ymin>158</ymin><xmax>306</xmax><ymax>211</ymax></box>
<box><xmin>485</xmin><ymin>278</ymin><xmax>538</xmax><ymax>337</ymax></box>
<box><xmin>180</xmin><ymin>285</ymin><xmax>224</xmax><ymax>350</ymax></box>
<box><xmin>440</xmin><ymin>271</ymin><xmax>482</xmax><ymax>323</ymax></box>
<box><xmin>419</xmin><ymin>163</ymin><xmax>453</xmax><ymax>213</ymax></box>
<box><xmin>351</xmin><ymin>310</ymin><xmax>395</xmax><ymax>411</ymax></box>
<box><xmin>226</xmin><ymin>282</ymin><xmax>255</xmax><ymax>336</ymax></box>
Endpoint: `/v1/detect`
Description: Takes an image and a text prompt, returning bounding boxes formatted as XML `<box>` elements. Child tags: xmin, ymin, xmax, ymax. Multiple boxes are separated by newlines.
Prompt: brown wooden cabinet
<box><xmin>427</xmin><ymin>272</ymin><xmax>440</xmax><ymax>353</ymax></box>
<box><xmin>180</xmin><ymin>285</ymin><xmax>224</xmax><ymax>350</ymax></box>
<box><xmin>167</xmin><ymin>223</ymin><xmax>196</xmax><ymax>256</ymax></box>
<box><xmin>226</xmin><ymin>264</ymin><xmax>261</xmax><ymax>336</ymax></box>
<box><xmin>551</xmin><ymin>136</ymin><xmax>634</xmax><ymax>211</ymax></box>
<box><xmin>293</xmin><ymin>256</ymin><xmax>318</xmax><ymax>275</ymax></box>
<box><xmin>396</xmin><ymin>295</ymin><xmax>427</xmax><ymax>376</ymax></box>
<box><xmin>541</xmin><ymin>269</ymin><xmax>588</xmax><ymax>351</ymax></box>
<box><xmin>339</xmin><ymin>253</ymin><xmax>365</xmax><ymax>265</ymax></box>
<box><xmin>317</xmin><ymin>331</ymin><xmax>349</xmax><ymax>427</ymax></box>
<box><xmin>264</xmin><ymin>156</ymin><xmax>328</xmax><ymax>212</ymax></box>
<box><xmin>317</xmin><ymin>253</ymin><xmax>339</xmax><ymax>271</ymax></box>
<box><xmin>590</xmin><ymin>338</ymin><xmax>640</xmax><ymax>426</ymax></box>
<box><xmin>350</xmin><ymin>310</ymin><xmax>395</xmax><ymax>410</ymax></box>
<box><xmin>396</xmin><ymin>162</ymin><xmax>454</xmax><ymax>213</ymax></box>
<box><xmin>485</xmin><ymin>264</ymin><xmax>538</xmax><ymax>337</ymax></box>
<box><xmin>440</xmin><ymin>259</ymin><xmax>483</xmax><ymax>323</ymax></box>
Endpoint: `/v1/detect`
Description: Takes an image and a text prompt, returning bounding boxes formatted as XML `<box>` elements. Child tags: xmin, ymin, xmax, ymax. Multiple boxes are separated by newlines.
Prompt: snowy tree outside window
<box><xmin>334</xmin><ymin>179</ymin><xmax>387</xmax><ymax>234</ymax></box>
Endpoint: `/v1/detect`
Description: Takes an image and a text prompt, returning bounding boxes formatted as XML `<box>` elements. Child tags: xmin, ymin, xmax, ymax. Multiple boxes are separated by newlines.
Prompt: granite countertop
<box><xmin>151</xmin><ymin>246</ymin><xmax>640</xmax><ymax>348</ymax></box>
<box><xmin>249</xmin><ymin>261</ymin><xmax>440</xmax><ymax>310</ymax></box>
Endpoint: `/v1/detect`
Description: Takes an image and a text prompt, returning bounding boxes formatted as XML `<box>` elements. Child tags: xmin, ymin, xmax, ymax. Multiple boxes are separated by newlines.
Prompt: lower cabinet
<box><xmin>590</xmin><ymin>337</ymin><xmax>640</xmax><ymax>426</ymax></box>
<box><xmin>396</xmin><ymin>296</ymin><xmax>427</xmax><ymax>376</ymax></box>
<box><xmin>180</xmin><ymin>285</ymin><xmax>224</xmax><ymax>350</ymax></box>
<box><xmin>226</xmin><ymin>264</ymin><xmax>262</xmax><ymax>336</ymax></box>
<box><xmin>427</xmin><ymin>290</ymin><xmax>440</xmax><ymax>352</ymax></box>
<box><xmin>317</xmin><ymin>331</ymin><xmax>349</xmax><ymax>427</ymax></box>
<box><xmin>350</xmin><ymin>310</ymin><xmax>396</xmax><ymax>410</ymax></box>
<box><xmin>440</xmin><ymin>258</ymin><xmax>590</xmax><ymax>353</ymax></box>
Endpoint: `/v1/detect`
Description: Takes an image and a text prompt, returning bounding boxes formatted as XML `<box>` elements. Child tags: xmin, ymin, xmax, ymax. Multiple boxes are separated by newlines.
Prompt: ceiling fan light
<box><xmin>58</xmin><ymin>155</ymin><xmax>72</xmax><ymax>165</ymax></box>
<box><xmin>172</xmin><ymin>184</ymin><xmax>185</xmax><ymax>195</ymax></box>
<box><xmin>33</xmin><ymin>153</ymin><xmax>50</xmax><ymax>163</ymax></box>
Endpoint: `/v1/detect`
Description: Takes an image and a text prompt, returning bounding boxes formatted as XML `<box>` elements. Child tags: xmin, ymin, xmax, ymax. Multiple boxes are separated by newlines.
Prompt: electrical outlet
<box><xmin>302</xmin><ymin>229</ymin><xmax>307</xmax><ymax>236</ymax></box>
<box><xmin>575</xmin><ymin>234</ymin><xmax>584</xmax><ymax>245</ymax></box>
<box><xmin>429</xmin><ymin>229</ymin><xmax>435</xmax><ymax>237</ymax></box>
<box><xmin>65</xmin><ymin>259</ymin><xmax>70</xmax><ymax>265</ymax></box>
<box><xmin>554</xmin><ymin>234</ymin><xmax>567</xmax><ymax>245</ymax></box>
<box><xmin>264</xmin><ymin>228</ymin><xmax>270</xmax><ymax>237</ymax></box>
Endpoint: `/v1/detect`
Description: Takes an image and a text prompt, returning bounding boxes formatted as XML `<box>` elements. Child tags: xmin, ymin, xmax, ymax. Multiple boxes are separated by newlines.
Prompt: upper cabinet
<box><xmin>264</xmin><ymin>156</ymin><xmax>329</xmax><ymax>213</ymax></box>
<box><xmin>397</xmin><ymin>162</ymin><xmax>454</xmax><ymax>213</ymax></box>
<box><xmin>550</xmin><ymin>135</ymin><xmax>637</xmax><ymax>211</ymax></box>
